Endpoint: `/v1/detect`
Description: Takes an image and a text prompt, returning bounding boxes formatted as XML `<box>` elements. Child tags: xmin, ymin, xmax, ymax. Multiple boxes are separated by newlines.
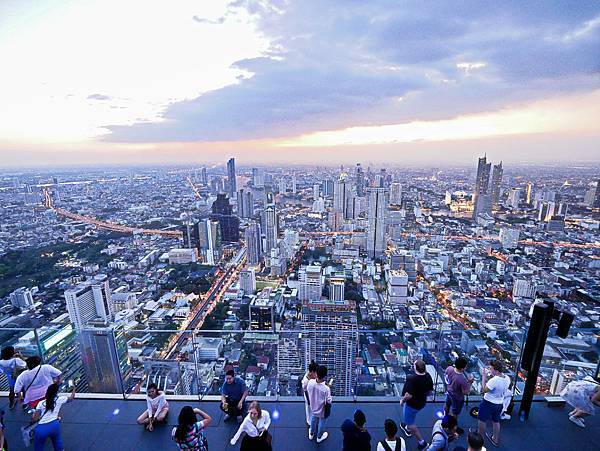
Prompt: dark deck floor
<box><xmin>1</xmin><ymin>397</ymin><xmax>598</xmax><ymax>450</ymax></box>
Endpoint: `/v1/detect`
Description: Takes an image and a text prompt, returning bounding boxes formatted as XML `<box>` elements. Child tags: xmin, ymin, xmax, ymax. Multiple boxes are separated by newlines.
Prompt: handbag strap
<box><xmin>24</xmin><ymin>365</ymin><xmax>43</xmax><ymax>396</ymax></box>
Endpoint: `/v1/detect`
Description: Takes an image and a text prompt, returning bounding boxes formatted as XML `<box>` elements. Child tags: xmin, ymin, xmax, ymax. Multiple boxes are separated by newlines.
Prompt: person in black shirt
<box><xmin>400</xmin><ymin>359</ymin><xmax>434</xmax><ymax>450</ymax></box>
<box><xmin>341</xmin><ymin>409</ymin><xmax>371</xmax><ymax>451</ymax></box>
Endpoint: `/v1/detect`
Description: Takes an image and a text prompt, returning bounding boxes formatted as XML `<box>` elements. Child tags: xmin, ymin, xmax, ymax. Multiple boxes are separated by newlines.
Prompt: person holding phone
<box><xmin>32</xmin><ymin>381</ymin><xmax>76</xmax><ymax>451</ymax></box>
<box><xmin>477</xmin><ymin>360</ymin><xmax>510</xmax><ymax>448</ymax></box>
<box><xmin>307</xmin><ymin>365</ymin><xmax>332</xmax><ymax>443</ymax></box>
<box><xmin>301</xmin><ymin>361</ymin><xmax>318</xmax><ymax>426</ymax></box>
<box><xmin>443</xmin><ymin>357</ymin><xmax>474</xmax><ymax>434</ymax></box>
<box><xmin>230</xmin><ymin>401</ymin><xmax>272</xmax><ymax>451</ymax></box>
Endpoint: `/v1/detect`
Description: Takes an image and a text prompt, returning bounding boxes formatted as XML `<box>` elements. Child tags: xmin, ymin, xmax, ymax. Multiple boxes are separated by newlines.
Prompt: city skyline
<box><xmin>1</xmin><ymin>1</ymin><xmax>599</xmax><ymax>166</ymax></box>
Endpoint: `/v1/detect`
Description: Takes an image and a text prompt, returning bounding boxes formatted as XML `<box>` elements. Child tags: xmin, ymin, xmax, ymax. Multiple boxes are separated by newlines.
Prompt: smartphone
<box><xmin>68</xmin><ymin>379</ymin><xmax>74</xmax><ymax>388</ymax></box>
<box><xmin>328</xmin><ymin>377</ymin><xmax>334</xmax><ymax>385</ymax></box>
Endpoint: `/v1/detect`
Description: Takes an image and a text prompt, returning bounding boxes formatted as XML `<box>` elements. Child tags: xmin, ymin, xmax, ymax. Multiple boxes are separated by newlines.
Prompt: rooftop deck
<box><xmin>2</xmin><ymin>397</ymin><xmax>598</xmax><ymax>450</ymax></box>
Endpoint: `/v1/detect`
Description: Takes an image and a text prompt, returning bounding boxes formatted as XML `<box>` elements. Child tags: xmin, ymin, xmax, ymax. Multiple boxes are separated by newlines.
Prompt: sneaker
<box><xmin>399</xmin><ymin>422</ymin><xmax>413</xmax><ymax>437</ymax></box>
<box><xmin>223</xmin><ymin>414</ymin><xmax>231</xmax><ymax>421</ymax></box>
<box><xmin>500</xmin><ymin>412</ymin><xmax>511</xmax><ymax>420</ymax></box>
<box><xmin>569</xmin><ymin>416</ymin><xmax>585</xmax><ymax>428</ymax></box>
<box><xmin>308</xmin><ymin>431</ymin><xmax>314</xmax><ymax>440</ymax></box>
<box><xmin>316</xmin><ymin>432</ymin><xmax>329</xmax><ymax>443</ymax></box>
<box><xmin>417</xmin><ymin>441</ymin><xmax>428</xmax><ymax>450</ymax></box>
<box><xmin>486</xmin><ymin>432</ymin><xmax>500</xmax><ymax>447</ymax></box>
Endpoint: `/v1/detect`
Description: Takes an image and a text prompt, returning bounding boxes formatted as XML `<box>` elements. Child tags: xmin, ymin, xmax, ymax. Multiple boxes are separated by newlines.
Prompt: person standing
<box><xmin>477</xmin><ymin>360</ymin><xmax>510</xmax><ymax>447</ymax></box>
<box><xmin>399</xmin><ymin>359</ymin><xmax>433</xmax><ymax>450</ymax></box>
<box><xmin>136</xmin><ymin>382</ymin><xmax>169</xmax><ymax>431</ymax></box>
<box><xmin>0</xmin><ymin>346</ymin><xmax>26</xmax><ymax>409</ymax></box>
<box><xmin>301</xmin><ymin>361</ymin><xmax>318</xmax><ymax>426</ymax></box>
<box><xmin>426</xmin><ymin>415</ymin><xmax>458</xmax><ymax>451</ymax></box>
<box><xmin>172</xmin><ymin>406</ymin><xmax>212</xmax><ymax>450</ymax></box>
<box><xmin>443</xmin><ymin>357</ymin><xmax>474</xmax><ymax>434</ymax></box>
<box><xmin>307</xmin><ymin>365</ymin><xmax>332</xmax><ymax>443</ymax></box>
<box><xmin>220</xmin><ymin>369</ymin><xmax>249</xmax><ymax>423</ymax></box>
<box><xmin>560</xmin><ymin>377</ymin><xmax>600</xmax><ymax>428</ymax></box>
<box><xmin>230</xmin><ymin>401</ymin><xmax>272</xmax><ymax>451</ymax></box>
<box><xmin>32</xmin><ymin>382</ymin><xmax>75</xmax><ymax>451</ymax></box>
<box><xmin>377</xmin><ymin>419</ymin><xmax>406</xmax><ymax>451</ymax></box>
<box><xmin>14</xmin><ymin>357</ymin><xmax>62</xmax><ymax>409</ymax></box>
<box><xmin>341</xmin><ymin>409</ymin><xmax>371</xmax><ymax>451</ymax></box>
<box><xmin>0</xmin><ymin>408</ymin><xmax>8</xmax><ymax>450</ymax></box>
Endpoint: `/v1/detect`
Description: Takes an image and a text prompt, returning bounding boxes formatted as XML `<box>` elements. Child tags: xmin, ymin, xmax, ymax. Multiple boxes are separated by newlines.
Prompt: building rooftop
<box><xmin>2</xmin><ymin>397</ymin><xmax>598</xmax><ymax>450</ymax></box>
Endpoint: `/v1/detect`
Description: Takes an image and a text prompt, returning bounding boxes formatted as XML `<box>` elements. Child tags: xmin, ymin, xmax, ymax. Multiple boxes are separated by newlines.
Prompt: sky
<box><xmin>0</xmin><ymin>0</ymin><xmax>599</xmax><ymax>167</ymax></box>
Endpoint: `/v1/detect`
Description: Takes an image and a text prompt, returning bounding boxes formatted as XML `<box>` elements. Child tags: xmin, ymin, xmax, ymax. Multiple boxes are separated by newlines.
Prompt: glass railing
<box><xmin>1</xmin><ymin>324</ymin><xmax>598</xmax><ymax>402</ymax></box>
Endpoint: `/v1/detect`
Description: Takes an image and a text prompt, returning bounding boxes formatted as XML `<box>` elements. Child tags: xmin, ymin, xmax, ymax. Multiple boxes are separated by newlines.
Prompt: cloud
<box><xmin>192</xmin><ymin>15</ymin><xmax>225</xmax><ymax>25</ymax></box>
<box><xmin>87</xmin><ymin>93</ymin><xmax>112</xmax><ymax>101</ymax></box>
<box><xmin>105</xmin><ymin>0</ymin><xmax>600</xmax><ymax>144</ymax></box>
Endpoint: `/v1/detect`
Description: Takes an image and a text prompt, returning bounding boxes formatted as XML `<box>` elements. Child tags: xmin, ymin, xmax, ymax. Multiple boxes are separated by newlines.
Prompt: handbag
<box><xmin>324</xmin><ymin>402</ymin><xmax>331</xmax><ymax>418</ymax></box>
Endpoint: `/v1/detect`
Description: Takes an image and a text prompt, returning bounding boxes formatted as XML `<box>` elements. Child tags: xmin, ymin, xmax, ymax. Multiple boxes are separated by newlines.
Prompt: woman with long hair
<box><xmin>136</xmin><ymin>382</ymin><xmax>169</xmax><ymax>431</ymax></box>
<box><xmin>230</xmin><ymin>401</ymin><xmax>272</xmax><ymax>451</ymax></box>
<box><xmin>171</xmin><ymin>406</ymin><xmax>212</xmax><ymax>450</ymax></box>
<box><xmin>32</xmin><ymin>382</ymin><xmax>75</xmax><ymax>451</ymax></box>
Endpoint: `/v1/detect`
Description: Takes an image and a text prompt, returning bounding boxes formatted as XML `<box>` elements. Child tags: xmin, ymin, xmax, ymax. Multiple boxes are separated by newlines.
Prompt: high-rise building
<box><xmin>507</xmin><ymin>188</ymin><xmax>521</xmax><ymax>209</ymax></box>
<box><xmin>182</xmin><ymin>219</ymin><xmax>199</xmax><ymax>250</ymax></box>
<box><xmin>499</xmin><ymin>227</ymin><xmax>520</xmax><ymax>249</ymax></box>
<box><xmin>200</xmin><ymin>167</ymin><xmax>208</xmax><ymax>184</ymax></box>
<box><xmin>490</xmin><ymin>162</ymin><xmax>503</xmax><ymax>208</ymax></box>
<box><xmin>323</xmin><ymin>179</ymin><xmax>334</xmax><ymax>197</ymax></box>
<box><xmin>390</xmin><ymin>182</ymin><xmax>402</xmax><ymax>205</ymax></box>
<box><xmin>227</xmin><ymin>157</ymin><xmax>236</xmax><ymax>198</ymax></box>
<box><xmin>245</xmin><ymin>221</ymin><xmax>263</xmax><ymax>265</ymax></box>
<box><xmin>199</xmin><ymin>219</ymin><xmax>222</xmax><ymax>265</ymax></box>
<box><xmin>473</xmin><ymin>155</ymin><xmax>492</xmax><ymax>219</ymax></box>
<box><xmin>210</xmin><ymin>193</ymin><xmax>240</xmax><ymax>242</ymax></box>
<box><xmin>291</xmin><ymin>173</ymin><xmax>297</xmax><ymax>194</ymax></box>
<box><xmin>261</xmin><ymin>203</ymin><xmax>278</xmax><ymax>253</ymax></box>
<box><xmin>594</xmin><ymin>179</ymin><xmax>600</xmax><ymax>208</ymax></box>
<box><xmin>329</xmin><ymin>276</ymin><xmax>345</xmax><ymax>302</ymax></box>
<box><xmin>387</xmin><ymin>270</ymin><xmax>408</xmax><ymax>305</ymax></box>
<box><xmin>313</xmin><ymin>183</ymin><xmax>320</xmax><ymax>199</ymax></box>
<box><xmin>249</xmin><ymin>296</ymin><xmax>275</xmax><ymax>331</ymax></box>
<box><xmin>512</xmin><ymin>278</ymin><xmax>536</xmax><ymax>299</ymax></box>
<box><xmin>65</xmin><ymin>276</ymin><xmax>114</xmax><ymax>330</ymax></box>
<box><xmin>355</xmin><ymin>163</ymin><xmax>365</xmax><ymax>196</ymax></box>
<box><xmin>389</xmin><ymin>250</ymin><xmax>416</xmax><ymax>281</ymax></box>
<box><xmin>237</xmin><ymin>189</ymin><xmax>254</xmax><ymax>218</ymax></box>
<box><xmin>277</xmin><ymin>335</ymin><xmax>304</xmax><ymax>390</ymax></box>
<box><xmin>251</xmin><ymin>168</ymin><xmax>264</xmax><ymax>187</ymax></box>
<box><xmin>333</xmin><ymin>175</ymin><xmax>348</xmax><ymax>217</ymax></box>
<box><xmin>9</xmin><ymin>287</ymin><xmax>34</xmax><ymax>309</ymax></box>
<box><xmin>278</xmin><ymin>178</ymin><xmax>287</xmax><ymax>194</ymax></box>
<box><xmin>239</xmin><ymin>267</ymin><xmax>256</xmax><ymax>294</ymax></box>
<box><xmin>298</xmin><ymin>265</ymin><xmax>323</xmax><ymax>301</ymax></box>
<box><xmin>525</xmin><ymin>182</ymin><xmax>533</xmax><ymax>205</ymax></box>
<box><xmin>366</xmin><ymin>187</ymin><xmax>388</xmax><ymax>259</ymax></box>
<box><xmin>301</xmin><ymin>298</ymin><xmax>358</xmax><ymax>396</ymax></box>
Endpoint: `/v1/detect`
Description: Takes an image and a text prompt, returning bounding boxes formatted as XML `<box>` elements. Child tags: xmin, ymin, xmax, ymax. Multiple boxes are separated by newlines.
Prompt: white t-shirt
<box><xmin>484</xmin><ymin>374</ymin><xmax>510</xmax><ymax>404</ymax></box>
<box><xmin>14</xmin><ymin>364</ymin><xmax>62</xmax><ymax>404</ymax></box>
<box><xmin>36</xmin><ymin>395</ymin><xmax>70</xmax><ymax>424</ymax></box>
<box><xmin>230</xmin><ymin>411</ymin><xmax>271</xmax><ymax>445</ymax></box>
<box><xmin>0</xmin><ymin>357</ymin><xmax>26</xmax><ymax>376</ymax></box>
<box><xmin>377</xmin><ymin>437</ymin><xmax>406</xmax><ymax>451</ymax></box>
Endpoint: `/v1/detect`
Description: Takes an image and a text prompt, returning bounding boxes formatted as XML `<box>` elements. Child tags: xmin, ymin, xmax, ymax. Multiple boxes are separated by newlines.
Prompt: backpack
<box><xmin>379</xmin><ymin>439</ymin><xmax>402</xmax><ymax>451</ymax></box>
<box><xmin>431</xmin><ymin>430</ymin><xmax>448</xmax><ymax>451</ymax></box>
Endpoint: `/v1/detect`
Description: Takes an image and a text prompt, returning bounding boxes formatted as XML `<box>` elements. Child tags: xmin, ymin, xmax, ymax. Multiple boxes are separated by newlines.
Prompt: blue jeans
<box><xmin>310</xmin><ymin>414</ymin><xmax>327</xmax><ymax>439</ymax></box>
<box><xmin>34</xmin><ymin>420</ymin><xmax>63</xmax><ymax>451</ymax></box>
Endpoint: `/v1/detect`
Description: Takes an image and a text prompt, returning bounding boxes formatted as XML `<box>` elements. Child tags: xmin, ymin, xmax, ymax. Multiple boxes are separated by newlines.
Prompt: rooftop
<box><xmin>2</xmin><ymin>397</ymin><xmax>598</xmax><ymax>450</ymax></box>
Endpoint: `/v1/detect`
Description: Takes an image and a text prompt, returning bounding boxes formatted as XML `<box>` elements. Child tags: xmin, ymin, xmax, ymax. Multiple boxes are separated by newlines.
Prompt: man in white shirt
<box><xmin>14</xmin><ymin>356</ymin><xmax>62</xmax><ymax>408</ymax></box>
<box><xmin>307</xmin><ymin>365</ymin><xmax>332</xmax><ymax>443</ymax></box>
<box><xmin>377</xmin><ymin>419</ymin><xmax>406</xmax><ymax>451</ymax></box>
<box><xmin>477</xmin><ymin>360</ymin><xmax>510</xmax><ymax>448</ymax></box>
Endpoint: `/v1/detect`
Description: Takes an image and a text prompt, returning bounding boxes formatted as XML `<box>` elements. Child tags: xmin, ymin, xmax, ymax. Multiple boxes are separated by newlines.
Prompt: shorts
<box><xmin>403</xmin><ymin>404</ymin><xmax>422</xmax><ymax>426</ymax></box>
<box><xmin>445</xmin><ymin>394</ymin><xmax>465</xmax><ymax>416</ymax></box>
<box><xmin>478</xmin><ymin>399</ymin><xmax>503</xmax><ymax>423</ymax></box>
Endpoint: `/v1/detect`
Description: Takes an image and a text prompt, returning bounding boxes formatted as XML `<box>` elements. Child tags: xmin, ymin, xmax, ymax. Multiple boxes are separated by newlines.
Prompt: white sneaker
<box><xmin>569</xmin><ymin>416</ymin><xmax>585</xmax><ymax>428</ymax></box>
<box><xmin>308</xmin><ymin>431</ymin><xmax>314</xmax><ymax>440</ymax></box>
<box><xmin>500</xmin><ymin>413</ymin><xmax>511</xmax><ymax>420</ymax></box>
<box><xmin>317</xmin><ymin>432</ymin><xmax>329</xmax><ymax>443</ymax></box>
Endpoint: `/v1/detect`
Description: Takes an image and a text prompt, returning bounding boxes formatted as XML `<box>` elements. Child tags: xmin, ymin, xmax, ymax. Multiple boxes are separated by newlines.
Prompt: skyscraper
<box><xmin>199</xmin><ymin>219</ymin><xmax>222</xmax><ymax>265</ymax></box>
<box><xmin>301</xmin><ymin>298</ymin><xmax>358</xmax><ymax>396</ymax></box>
<box><xmin>237</xmin><ymin>189</ymin><xmax>254</xmax><ymax>218</ymax></box>
<box><xmin>227</xmin><ymin>157</ymin><xmax>236</xmax><ymax>198</ymax></box>
<box><xmin>329</xmin><ymin>276</ymin><xmax>345</xmax><ymax>302</ymax></box>
<box><xmin>182</xmin><ymin>218</ymin><xmax>199</xmax><ymax>249</ymax></box>
<box><xmin>245</xmin><ymin>221</ymin><xmax>263</xmax><ymax>265</ymax></box>
<box><xmin>473</xmin><ymin>155</ymin><xmax>492</xmax><ymax>219</ymax></box>
<box><xmin>355</xmin><ymin>163</ymin><xmax>365</xmax><ymax>196</ymax></box>
<box><xmin>525</xmin><ymin>182</ymin><xmax>534</xmax><ymax>205</ymax></box>
<box><xmin>239</xmin><ymin>267</ymin><xmax>256</xmax><ymax>294</ymax></box>
<box><xmin>210</xmin><ymin>193</ymin><xmax>240</xmax><ymax>242</ymax></box>
<box><xmin>390</xmin><ymin>182</ymin><xmax>402</xmax><ymax>205</ymax></box>
<box><xmin>490</xmin><ymin>162</ymin><xmax>503</xmax><ymax>208</ymax></box>
<box><xmin>298</xmin><ymin>265</ymin><xmax>323</xmax><ymax>301</ymax></box>
<box><xmin>252</xmin><ymin>168</ymin><xmax>264</xmax><ymax>187</ymax></box>
<box><xmin>65</xmin><ymin>276</ymin><xmax>114</xmax><ymax>330</ymax></box>
<box><xmin>261</xmin><ymin>203</ymin><xmax>278</xmax><ymax>253</ymax></box>
<box><xmin>366</xmin><ymin>186</ymin><xmax>388</xmax><ymax>259</ymax></box>
<box><xmin>594</xmin><ymin>179</ymin><xmax>600</xmax><ymax>208</ymax></box>
<box><xmin>333</xmin><ymin>175</ymin><xmax>348</xmax><ymax>217</ymax></box>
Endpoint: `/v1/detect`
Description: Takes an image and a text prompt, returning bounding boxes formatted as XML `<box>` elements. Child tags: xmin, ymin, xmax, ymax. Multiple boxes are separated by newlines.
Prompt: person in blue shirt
<box><xmin>220</xmin><ymin>369</ymin><xmax>248</xmax><ymax>423</ymax></box>
<box><xmin>341</xmin><ymin>409</ymin><xmax>371</xmax><ymax>451</ymax></box>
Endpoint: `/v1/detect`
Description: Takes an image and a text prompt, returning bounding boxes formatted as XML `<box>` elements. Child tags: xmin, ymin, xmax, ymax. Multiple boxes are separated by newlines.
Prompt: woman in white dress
<box><xmin>560</xmin><ymin>377</ymin><xmax>600</xmax><ymax>428</ymax></box>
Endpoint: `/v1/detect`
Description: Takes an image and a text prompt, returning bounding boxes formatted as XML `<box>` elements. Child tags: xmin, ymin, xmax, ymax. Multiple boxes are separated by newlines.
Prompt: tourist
<box><xmin>14</xmin><ymin>356</ymin><xmax>62</xmax><ymax>409</ymax></box>
<box><xmin>477</xmin><ymin>360</ymin><xmax>510</xmax><ymax>447</ymax></box>
<box><xmin>560</xmin><ymin>377</ymin><xmax>600</xmax><ymax>428</ymax></box>
<box><xmin>426</xmin><ymin>415</ymin><xmax>458</xmax><ymax>451</ymax></box>
<box><xmin>220</xmin><ymin>369</ymin><xmax>249</xmax><ymax>423</ymax></box>
<box><xmin>377</xmin><ymin>419</ymin><xmax>406</xmax><ymax>451</ymax></box>
<box><xmin>341</xmin><ymin>409</ymin><xmax>371</xmax><ymax>450</ymax></box>
<box><xmin>0</xmin><ymin>408</ymin><xmax>7</xmax><ymax>450</ymax></box>
<box><xmin>301</xmin><ymin>360</ymin><xmax>318</xmax><ymax>426</ymax></box>
<box><xmin>172</xmin><ymin>406</ymin><xmax>212</xmax><ymax>450</ymax></box>
<box><xmin>230</xmin><ymin>401</ymin><xmax>272</xmax><ymax>451</ymax></box>
<box><xmin>399</xmin><ymin>359</ymin><xmax>434</xmax><ymax>450</ymax></box>
<box><xmin>32</xmin><ymin>382</ymin><xmax>75</xmax><ymax>451</ymax></box>
<box><xmin>453</xmin><ymin>431</ymin><xmax>486</xmax><ymax>451</ymax></box>
<box><xmin>307</xmin><ymin>364</ymin><xmax>332</xmax><ymax>443</ymax></box>
<box><xmin>444</xmin><ymin>357</ymin><xmax>474</xmax><ymax>434</ymax></box>
<box><xmin>0</xmin><ymin>346</ymin><xmax>26</xmax><ymax>409</ymax></box>
<box><xmin>136</xmin><ymin>382</ymin><xmax>169</xmax><ymax>431</ymax></box>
